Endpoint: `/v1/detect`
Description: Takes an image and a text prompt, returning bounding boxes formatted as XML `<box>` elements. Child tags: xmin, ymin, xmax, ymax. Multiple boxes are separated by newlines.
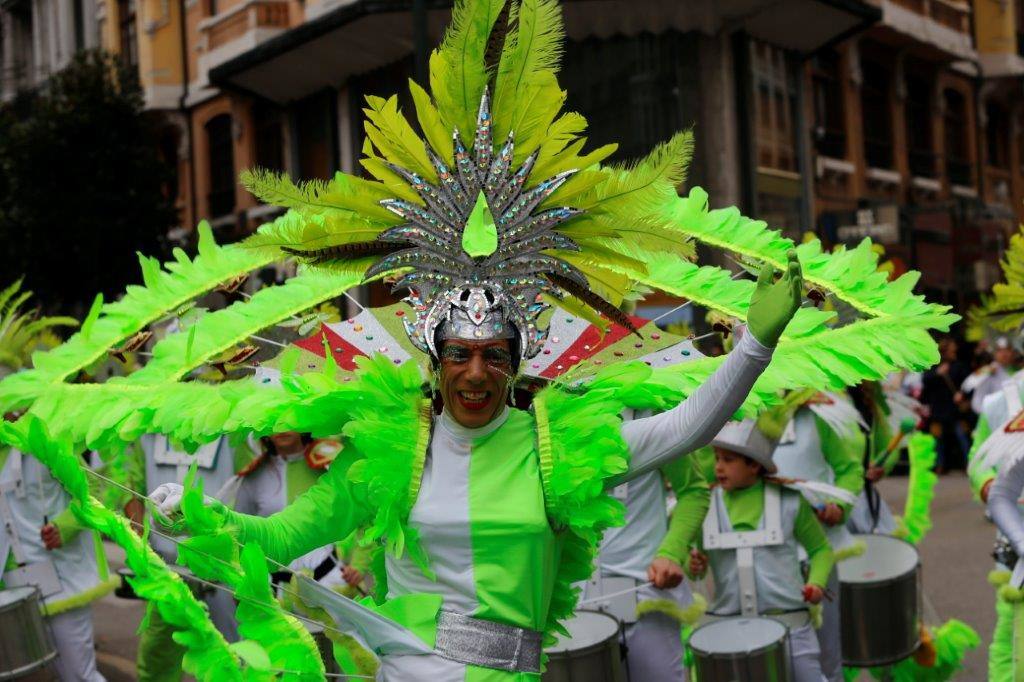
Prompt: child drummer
<box><xmin>687</xmin><ymin>419</ymin><xmax>835</xmax><ymax>682</ymax></box>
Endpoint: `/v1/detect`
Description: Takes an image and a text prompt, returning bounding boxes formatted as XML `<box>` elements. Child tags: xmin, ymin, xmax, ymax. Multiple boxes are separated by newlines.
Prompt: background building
<box><xmin>4</xmin><ymin>0</ymin><xmax>1022</xmax><ymax>314</ymax></box>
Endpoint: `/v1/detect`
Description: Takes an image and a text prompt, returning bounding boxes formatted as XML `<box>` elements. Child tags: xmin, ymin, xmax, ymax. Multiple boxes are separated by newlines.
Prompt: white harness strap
<box><xmin>1006</xmin><ymin>381</ymin><xmax>1023</xmax><ymax>416</ymax></box>
<box><xmin>703</xmin><ymin>485</ymin><xmax>783</xmax><ymax>617</ymax></box>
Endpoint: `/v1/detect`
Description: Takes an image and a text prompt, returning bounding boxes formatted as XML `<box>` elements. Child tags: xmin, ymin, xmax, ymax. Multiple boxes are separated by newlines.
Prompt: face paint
<box><xmin>439</xmin><ymin>339</ymin><xmax>513</xmax><ymax>428</ymax></box>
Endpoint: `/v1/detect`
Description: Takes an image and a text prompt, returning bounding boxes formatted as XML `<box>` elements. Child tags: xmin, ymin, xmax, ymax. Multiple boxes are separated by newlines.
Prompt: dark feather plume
<box><xmin>546</xmin><ymin>271</ymin><xmax>641</xmax><ymax>337</ymax></box>
<box><xmin>282</xmin><ymin>241</ymin><xmax>410</xmax><ymax>264</ymax></box>
<box><xmin>485</xmin><ymin>1</ymin><xmax>512</xmax><ymax>88</ymax></box>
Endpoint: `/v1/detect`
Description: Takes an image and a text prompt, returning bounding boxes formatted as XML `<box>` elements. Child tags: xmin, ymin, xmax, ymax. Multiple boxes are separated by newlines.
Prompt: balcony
<box><xmin>198</xmin><ymin>0</ymin><xmax>291</xmax><ymax>77</ymax></box>
<box><xmin>880</xmin><ymin>0</ymin><xmax>975</xmax><ymax>62</ymax></box>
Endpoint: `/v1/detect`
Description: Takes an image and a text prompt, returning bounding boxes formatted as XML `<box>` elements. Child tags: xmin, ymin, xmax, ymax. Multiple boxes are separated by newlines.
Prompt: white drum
<box><xmin>689</xmin><ymin>617</ymin><xmax>790</xmax><ymax>681</ymax></box>
<box><xmin>543</xmin><ymin>610</ymin><xmax>625</xmax><ymax>681</ymax></box>
<box><xmin>838</xmin><ymin>533</ymin><xmax>920</xmax><ymax>666</ymax></box>
<box><xmin>0</xmin><ymin>586</ymin><xmax>57</xmax><ymax>680</ymax></box>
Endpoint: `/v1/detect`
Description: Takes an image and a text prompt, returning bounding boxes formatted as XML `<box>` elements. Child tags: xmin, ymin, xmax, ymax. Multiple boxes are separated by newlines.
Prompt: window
<box><xmin>860</xmin><ymin>56</ymin><xmax>893</xmax><ymax>168</ymax></box>
<box><xmin>73</xmin><ymin>0</ymin><xmax>84</xmax><ymax>51</ymax></box>
<box><xmin>943</xmin><ymin>89</ymin><xmax>971</xmax><ymax>186</ymax></box>
<box><xmin>986</xmin><ymin>101</ymin><xmax>1010</xmax><ymax>169</ymax></box>
<box><xmin>253</xmin><ymin>102</ymin><xmax>284</xmax><ymax>172</ymax></box>
<box><xmin>904</xmin><ymin>72</ymin><xmax>935</xmax><ymax>177</ymax></box>
<box><xmin>752</xmin><ymin>42</ymin><xmax>797</xmax><ymax>172</ymax></box>
<box><xmin>295</xmin><ymin>92</ymin><xmax>333</xmax><ymax>181</ymax></box>
<box><xmin>811</xmin><ymin>48</ymin><xmax>845</xmax><ymax>158</ymax></box>
<box><xmin>117</xmin><ymin>0</ymin><xmax>137</xmax><ymax>68</ymax></box>
<box><xmin>206</xmin><ymin>114</ymin><xmax>235</xmax><ymax>217</ymax></box>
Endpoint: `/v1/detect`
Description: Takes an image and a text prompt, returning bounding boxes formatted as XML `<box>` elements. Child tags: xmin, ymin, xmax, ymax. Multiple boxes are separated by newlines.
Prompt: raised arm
<box><xmin>615</xmin><ymin>253</ymin><xmax>800</xmax><ymax>483</ymax></box>
<box><xmin>616</xmin><ymin>330</ymin><xmax>773</xmax><ymax>482</ymax></box>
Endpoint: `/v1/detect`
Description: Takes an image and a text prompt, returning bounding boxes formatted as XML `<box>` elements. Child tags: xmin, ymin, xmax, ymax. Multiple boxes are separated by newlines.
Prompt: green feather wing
<box><xmin>0</xmin><ymin>224</ymin><xmax>276</xmax><ymax>412</ymax></box>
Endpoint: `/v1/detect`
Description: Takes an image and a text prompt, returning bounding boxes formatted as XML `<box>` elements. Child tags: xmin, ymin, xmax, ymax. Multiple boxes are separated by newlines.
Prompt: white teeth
<box><xmin>460</xmin><ymin>391</ymin><xmax>488</xmax><ymax>401</ymax></box>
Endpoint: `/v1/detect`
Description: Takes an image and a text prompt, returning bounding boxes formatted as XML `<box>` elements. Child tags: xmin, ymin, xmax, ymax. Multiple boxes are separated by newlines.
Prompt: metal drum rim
<box><xmin>843</xmin><ymin>638</ymin><xmax>922</xmax><ymax>669</ymax></box>
<box><xmin>840</xmin><ymin>564</ymin><xmax>920</xmax><ymax>591</ymax></box>
<box><xmin>0</xmin><ymin>585</ymin><xmax>41</xmax><ymax>614</ymax></box>
<box><xmin>689</xmin><ymin>621</ymin><xmax>789</xmax><ymax>659</ymax></box>
<box><xmin>0</xmin><ymin>650</ymin><xmax>59</xmax><ymax>680</ymax></box>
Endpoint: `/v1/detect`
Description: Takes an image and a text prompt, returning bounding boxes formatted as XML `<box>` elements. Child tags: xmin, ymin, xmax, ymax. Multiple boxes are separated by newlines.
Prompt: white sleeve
<box><xmin>990</xmin><ymin>454</ymin><xmax>1024</xmax><ymax>556</ymax></box>
<box><xmin>615</xmin><ymin>328</ymin><xmax>773</xmax><ymax>483</ymax></box>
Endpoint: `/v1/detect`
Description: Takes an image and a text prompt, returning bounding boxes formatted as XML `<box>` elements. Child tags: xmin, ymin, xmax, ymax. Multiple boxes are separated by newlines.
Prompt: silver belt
<box><xmin>433</xmin><ymin>610</ymin><xmax>543</xmax><ymax>673</ymax></box>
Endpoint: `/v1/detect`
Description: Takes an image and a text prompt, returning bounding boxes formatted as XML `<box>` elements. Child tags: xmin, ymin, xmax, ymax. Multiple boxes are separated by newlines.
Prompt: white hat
<box><xmin>711</xmin><ymin>419</ymin><xmax>778</xmax><ymax>474</ymax></box>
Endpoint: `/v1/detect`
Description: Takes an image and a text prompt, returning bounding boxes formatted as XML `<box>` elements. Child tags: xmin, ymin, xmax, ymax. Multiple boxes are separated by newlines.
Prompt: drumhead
<box><xmin>838</xmin><ymin>534</ymin><xmax>918</xmax><ymax>584</ymax></box>
<box><xmin>546</xmin><ymin>610</ymin><xmax>619</xmax><ymax>653</ymax></box>
<box><xmin>0</xmin><ymin>586</ymin><xmax>37</xmax><ymax>609</ymax></box>
<box><xmin>690</xmin><ymin>618</ymin><xmax>787</xmax><ymax>654</ymax></box>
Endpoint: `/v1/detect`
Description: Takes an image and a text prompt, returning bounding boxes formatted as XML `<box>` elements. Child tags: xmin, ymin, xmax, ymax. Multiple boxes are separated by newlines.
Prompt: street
<box><xmin>19</xmin><ymin>472</ymin><xmax>993</xmax><ymax>680</ymax></box>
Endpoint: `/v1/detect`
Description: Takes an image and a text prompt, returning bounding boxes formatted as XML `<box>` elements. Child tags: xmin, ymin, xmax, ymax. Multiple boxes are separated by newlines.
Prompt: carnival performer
<box><xmin>963</xmin><ymin>336</ymin><xmax>1018</xmax><ymax>414</ymax></box>
<box><xmin>583</xmin><ymin>416</ymin><xmax>710</xmax><ymax>680</ymax></box>
<box><xmin>769</xmin><ymin>390</ymin><xmax>863</xmax><ymax>682</ymax></box>
<box><xmin>0</xmin><ymin>281</ymin><xmax>115</xmax><ymax>682</ymax></box>
<box><xmin>687</xmin><ymin>419</ymin><xmax>834</xmax><ymax>682</ymax></box>
<box><xmin>846</xmin><ymin>380</ymin><xmax>918</xmax><ymax>535</ymax></box>
<box><xmin>967</xmin><ymin>370</ymin><xmax>1024</xmax><ymax>681</ymax></box>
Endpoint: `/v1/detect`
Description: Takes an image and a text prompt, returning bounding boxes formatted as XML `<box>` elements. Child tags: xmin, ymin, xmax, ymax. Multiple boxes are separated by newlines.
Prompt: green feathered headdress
<box><xmin>967</xmin><ymin>224</ymin><xmax>1024</xmax><ymax>342</ymax></box>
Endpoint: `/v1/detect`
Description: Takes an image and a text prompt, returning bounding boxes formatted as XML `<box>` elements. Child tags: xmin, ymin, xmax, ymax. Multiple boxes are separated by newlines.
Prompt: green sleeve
<box><xmin>224</xmin><ymin>454</ymin><xmax>372</xmax><ymax>566</ymax></box>
<box><xmin>50</xmin><ymin>505</ymin><xmax>86</xmax><ymax>545</ymax></box>
<box><xmin>655</xmin><ymin>452</ymin><xmax>711</xmax><ymax>563</ymax></box>
<box><xmin>968</xmin><ymin>414</ymin><xmax>996</xmax><ymax>499</ymax></box>
<box><xmin>794</xmin><ymin>496</ymin><xmax>834</xmax><ymax>588</ymax></box>
<box><xmin>815</xmin><ymin>415</ymin><xmax>864</xmax><ymax>516</ymax></box>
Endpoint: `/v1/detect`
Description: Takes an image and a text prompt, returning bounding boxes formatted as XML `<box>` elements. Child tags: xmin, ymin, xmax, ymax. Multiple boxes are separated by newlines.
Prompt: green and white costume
<box><xmin>697</xmin><ymin>479</ymin><xmax>834</xmax><ymax>682</ymax></box>
<box><xmin>0</xmin><ymin>446</ymin><xmax>117</xmax><ymax>681</ymax></box>
<box><xmin>772</xmin><ymin>394</ymin><xmax>864</xmax><ymax>682</ymax></box>
<box><xmin>968</xmin><ymin>373</ymin><xmax>1024</xmax><ymax>682</ymax></box>
<box><xmin>215</xmin><ymin>330</ymin><xmax>772</xmax><ymax>679</ymax></box>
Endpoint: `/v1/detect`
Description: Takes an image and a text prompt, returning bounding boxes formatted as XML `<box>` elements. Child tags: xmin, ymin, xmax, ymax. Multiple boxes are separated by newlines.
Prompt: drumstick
<box><xmin>870</xmin><ymin>418</ymin><xmax>916</xmax><ymax>468</ymax></box>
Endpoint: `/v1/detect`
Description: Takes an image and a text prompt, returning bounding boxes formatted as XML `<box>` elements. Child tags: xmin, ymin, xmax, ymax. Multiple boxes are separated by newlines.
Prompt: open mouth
<box><xmin>456</xmin><ymin>390</ymin><xmax>492</xmax><ymax>411</ymax></box>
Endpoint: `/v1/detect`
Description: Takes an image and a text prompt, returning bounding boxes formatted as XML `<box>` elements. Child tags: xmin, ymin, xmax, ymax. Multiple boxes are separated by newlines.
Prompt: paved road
<box><xmin>22</xmin><ymin>471</ymin><xmax>994</xmax><ymax>680</ymax></box>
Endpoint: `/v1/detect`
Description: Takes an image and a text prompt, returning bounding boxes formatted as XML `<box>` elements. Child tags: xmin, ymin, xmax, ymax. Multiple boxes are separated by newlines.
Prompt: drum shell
<box><xmin>0</xmin><ymin>587</ymin><xmax>57</xmax><ymax>680</ymax></box>
<box><xmin>543</xmin><ymin>611</ymin><xmax>625</xmax><ymax>682</ymax></box>
<box><xmin>839</xmin><ymin>535</ymin><xmax>920</xmax><ymax>667</ymax></box>
<box><xmin>690</xmin><ymin>620</ymin><xmax>791</xmax><ymax>682</ymax></box>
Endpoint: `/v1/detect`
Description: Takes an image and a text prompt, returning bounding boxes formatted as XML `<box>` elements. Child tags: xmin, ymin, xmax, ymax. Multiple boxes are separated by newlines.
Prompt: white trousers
<box><xmin>625</xmin><ymin>611</ymin><xmax>686</xmax><ymax>681</ymax></box>
<box><xmin>789</xmin><ymin>623</ymin><xmax>827</xmax><ymax>682</ymax></box>
<box><xmin>815</xmin><ymin>571</ymin><xmax>842</xmax><ymax>682</ymax></box>
<box><xmin>48</xmin><ymin>605</ymin><xmax>106</xmax><ymax>682</ymax></box>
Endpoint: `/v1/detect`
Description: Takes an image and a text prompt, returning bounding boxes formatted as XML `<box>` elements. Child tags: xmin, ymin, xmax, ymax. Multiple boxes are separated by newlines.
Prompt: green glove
<box><xmin>746</xmin><ymin>250</ymin><xmax>802</xmax><ymax>347</ymax></box>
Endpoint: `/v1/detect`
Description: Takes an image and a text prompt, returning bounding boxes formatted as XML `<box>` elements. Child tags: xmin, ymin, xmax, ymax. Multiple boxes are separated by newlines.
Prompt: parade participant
<box><xmin>223</xmin><ymin>432</ymin><xmax>356</xmax><ymax>592</ymax></box>
<box><xmin>966</xmin><ymin>372</ymin><xmax>1024</xmax><ymax>682</ymax></box>
<box><xmin>963</xmin><ymin>336</ymin><xmax>1017</xmax><ymax>414</ymax></box>
<box><xmin>846</xmin><ymin>380</ymin><xmax>918</xmax><ymax>535</ymax></box>
<box><xmin>769</xmin><ymin>390</ymin><xmax>863</xmax><ymax>682</ymax></box>
<box><xmin>585</xmin><ymin>432</ymin><xmax>709</xmax><ymax>681</ymax></box>
<box><xmin>0</xmin><ymin>440</ymin><xmax>119</xmax><ymax>682</ymax></box>
<box><xmin>687</xmin><ymin>419</ymin><xmax>834</xmax><ymax>682</ymax></box>
<box><xmin>133</xmin><ymin>432</ymin><xmax>255</xmax><ymax>681</ymax></box>
<box><xmin>0</xmin><ymin>281</ymin><xmax>114</xmax><ymax>682</ymax></box>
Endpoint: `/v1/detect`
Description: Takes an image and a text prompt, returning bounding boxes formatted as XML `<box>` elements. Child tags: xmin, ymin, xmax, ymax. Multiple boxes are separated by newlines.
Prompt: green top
<box><xmin>656</xmin><ymin>447</ymin><xmax>711</xmax><ymax>563</ymax></box>
<box><xmin>813</xmin><ymin>414</ymin><xmax>865</xmax><ymax>518</ymax></box>
<box><xmin>694</xmin><ymin>479</ymin><xmax>834</xmax><ymax>588</ymax></box>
